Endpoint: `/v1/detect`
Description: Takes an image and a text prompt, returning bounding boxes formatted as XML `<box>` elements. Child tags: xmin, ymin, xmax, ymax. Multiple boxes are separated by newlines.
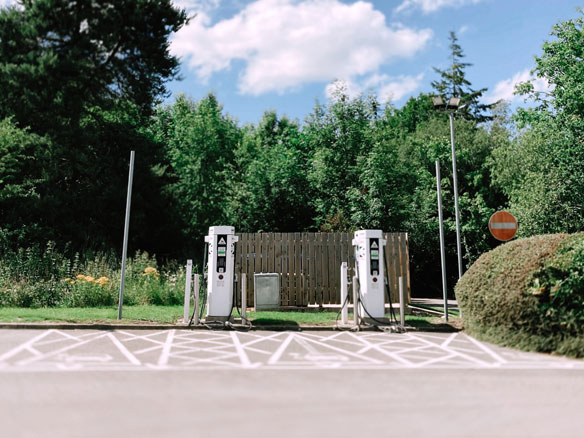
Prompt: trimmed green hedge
<box><xmin>455</xmin><ymin>233</ymin><xmax>584</xmax><ymax>357</ymax></box>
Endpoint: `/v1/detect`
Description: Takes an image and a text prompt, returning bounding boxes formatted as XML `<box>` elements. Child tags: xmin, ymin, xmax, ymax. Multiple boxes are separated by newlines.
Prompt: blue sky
<box><xmin>2</xmin><ymin>0</ymin><xmax>581</xmax><ymax>124</ymax></box>
<box><xmin>167</xmin><ymin>0</ymin><xmax>583</xmax><ymax>124</ymax></box>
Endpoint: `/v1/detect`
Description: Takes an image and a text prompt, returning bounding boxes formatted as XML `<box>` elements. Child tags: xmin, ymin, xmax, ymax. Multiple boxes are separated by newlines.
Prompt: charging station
<box><xmin>352</xmin><ymin>229</ymin><xmax>386</xmax><ymax>320</ymax></box>
<box><xmin>204</xmin><ymin>226</ymin><xmax>238</xmax><ymax>321</ymax></box>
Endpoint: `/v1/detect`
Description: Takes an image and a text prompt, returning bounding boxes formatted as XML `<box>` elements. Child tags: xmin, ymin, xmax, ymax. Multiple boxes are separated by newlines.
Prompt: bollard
<box><xmin>241</xmin><ymin>273</ymin><xmax>247</xmax><ymax>322</ymax></box>
<box><xmin>183</xmin><ymin>260</ymin><xmax>192</xmax><ymax>323</ymax></box>
<box><xmin>193</xmin><ymin>274</ymin><xmax>200</xmax><ymax>326</ymax></box>
<box><xmin>340</xmin><ymin>262</ymin><xmax>348</xmax><ymax>325</ymax></box>
<box><xmin>352</xmin><ymin>275</ymin><xmax>359</xmax><ymax>327</ymax></box>
<box><xmin>399</xmin><ymin>276</ymin><xmax>406</xmax><ymax>328</ymax></box>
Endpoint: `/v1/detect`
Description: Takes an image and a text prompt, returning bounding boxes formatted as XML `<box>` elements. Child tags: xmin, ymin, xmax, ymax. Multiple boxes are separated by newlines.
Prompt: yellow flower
<box><xmin>95</xmin><ymin>277</ymin><xmax>110</xmax><ymax>287</ymax></box>
<box><xmin>142</xmin><ymin>266</ymin><xmax>159</xmax><ymax>279</ymax></box>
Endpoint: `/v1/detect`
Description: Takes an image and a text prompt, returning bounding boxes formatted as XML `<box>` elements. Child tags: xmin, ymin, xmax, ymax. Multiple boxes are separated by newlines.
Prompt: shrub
<box><xmin>0</xmin><ymin>244</ymin><xmax>185</xmax><ymax>307</ymax></box>
<box><xmin>455</xmin><ymin>233</ymin><xmax>584</xmax><ymax>357</ymax></box>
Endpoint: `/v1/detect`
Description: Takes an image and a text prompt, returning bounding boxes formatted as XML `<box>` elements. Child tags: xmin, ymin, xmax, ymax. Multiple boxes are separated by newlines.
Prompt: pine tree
<box><xmin>431</xmin><ymin>31</ymin><xmax>496</xmax><ymax>122</ymax></box>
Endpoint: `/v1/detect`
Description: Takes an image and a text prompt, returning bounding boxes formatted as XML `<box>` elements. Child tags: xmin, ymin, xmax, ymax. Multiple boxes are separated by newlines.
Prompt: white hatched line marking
<box><xmin>464</xmin><ymin>334</ymin><xmax>508</xmax><ymax>364</ymax></box>
<box><xmin>0</xmin><ymin>330</ymin><xmax>54</xmax><ymax>361</ymax></box>
<box><xmin>17</xmin><ymin>332</ymin><xmax>110</xmax><ymax>366</ymax></box>
<box><xmin>349</xmin><ymin>332</ymin><xmax>413</xmax><ymax>365</ymax></box>
<box><xmin>298</xmin><ymin>333</ymin><xmax>384</xmax><ymax>364</ymax></box>
<box><xmin>230</xmin><ymin>331</ymin><xmax>255</xmax><ymax>368</ymax></box>
<box><xmin>440</xmin><ymin>332</ymin><xmax>458</xmax><ymax>348</ymax></box>
<box><xmin>1</xmin><ymin>330</ymin><xmax>584</xmax><ymax>371</ymax></box>
<box><xmin>413</xmin><ymin>353</ymin><xmax>458</xmax><ymax>368</ymax></box>
<box><xmin>107</xmin><ymin>333</ymin><xmax>141</xmax><ymax>365</ymax></box>
<box><xmin>267</xmin><ymin>333</ymin><xmax>295</xmax><ymax>365</ymax></box>
<box><xmin>407</xmin><ymin>333</ymin><xmax>492</xmax><ymax>367</ymax></box>
<box><xmin>157</xmin><ymin>330</ymin><xmax>175</xmax><ymax>366</ymax></box>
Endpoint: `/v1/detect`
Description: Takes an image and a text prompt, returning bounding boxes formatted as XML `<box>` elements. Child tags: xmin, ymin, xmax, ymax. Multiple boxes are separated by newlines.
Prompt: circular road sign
<box><xmin>489</xmin><ymin>211</ymin><xmax>518</xmax><ymax>241</ymax></box>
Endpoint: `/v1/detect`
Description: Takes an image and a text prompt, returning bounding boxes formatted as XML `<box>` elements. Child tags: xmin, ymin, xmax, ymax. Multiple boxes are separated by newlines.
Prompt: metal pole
<box><xmin>184</xmin><ymin>260</ymin><xmax>192</xmax><ymax>323</ymax></box>
<box><xmin>118</xmin><ymin>150</ymin><xmax>135</xmax><ymax>320</ymax></box>
<box><xmin>340</xmin><ymin>262</ymin><xmax>348</xmax><ymax>325</ymax></box>
<box><xmin>436</xmin><ymin>161</ymin><xmax>449</xmax><ymax>321</ymax></box>
<box><xmin>193</xmin><ymin>274</ymin><xmax>200</xmax><ymax>326</ymax></box>
<box><xmin>241</xmin><ymin>273</ymin><xmax>247</xmax><ymax>322</ymax></box>
<box><xmin>399</xmin><ymin>276</ymin><xmax>406</xmax><ymax>328</ymax></box>
<box><xmin>449</xmin><ymin>113</ymin><xmax>463</xmax><ymax>281</ymax></box>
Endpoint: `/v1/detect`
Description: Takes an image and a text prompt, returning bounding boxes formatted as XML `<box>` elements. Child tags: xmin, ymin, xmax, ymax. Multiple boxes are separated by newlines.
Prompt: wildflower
<box><xmin>95</xmin><ymin>277</ymin><xmax>110</xmax><ymax>287</ymax></box>
<box><xmin>142</xmin><ymin>266</ymin><xmax>159</xmax><ymax>279</ymax></box>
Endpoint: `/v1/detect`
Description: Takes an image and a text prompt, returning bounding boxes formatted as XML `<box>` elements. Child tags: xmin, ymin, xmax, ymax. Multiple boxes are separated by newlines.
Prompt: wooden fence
<box><xmin>234</xmin><ymin>232</ymin><xmax>410</xmax><ymax>308</ymax></box>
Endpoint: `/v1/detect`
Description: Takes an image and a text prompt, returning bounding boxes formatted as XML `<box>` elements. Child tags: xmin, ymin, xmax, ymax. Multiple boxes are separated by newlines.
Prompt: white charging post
<box><xmin>204</xmin><ymin>226</ymin><xmax>238</xmax><ymax>320</ymax></box>
<box><xmin>352</xmin><ymin>230</ymin><xmax>387</xmax><ymax>320</ymax></box>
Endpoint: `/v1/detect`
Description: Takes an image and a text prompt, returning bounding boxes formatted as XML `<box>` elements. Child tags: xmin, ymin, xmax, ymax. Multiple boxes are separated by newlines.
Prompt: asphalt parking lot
<box><xmin>1</xmin><ymin>329</ymin><xmax>583</xmax><ymax>437</ymax></box>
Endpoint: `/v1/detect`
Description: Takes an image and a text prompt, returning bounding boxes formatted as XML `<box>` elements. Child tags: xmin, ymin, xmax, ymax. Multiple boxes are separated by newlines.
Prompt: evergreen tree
<box><xmin>432</xmin><ymin>31</ymin><xmax>496</xmax><ymax>122</ymax></box>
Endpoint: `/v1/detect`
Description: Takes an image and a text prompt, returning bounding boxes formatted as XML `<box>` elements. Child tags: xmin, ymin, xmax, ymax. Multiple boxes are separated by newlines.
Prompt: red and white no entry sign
<box><xmin>489</xmin><ymin>211</ymin><xmax>518</xmax><ymax>241</ymax></box>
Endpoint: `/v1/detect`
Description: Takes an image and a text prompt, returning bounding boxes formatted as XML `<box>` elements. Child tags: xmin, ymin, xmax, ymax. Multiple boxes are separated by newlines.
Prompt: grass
<box><xmin>0</xmin><ymin>306</ymin><xmax>451</xmax><ymax>329</ymax></box>
<box><xmin>0</xmin><ymin>306</ymin><xmax>184</xmax><ymax>324</ymax></box>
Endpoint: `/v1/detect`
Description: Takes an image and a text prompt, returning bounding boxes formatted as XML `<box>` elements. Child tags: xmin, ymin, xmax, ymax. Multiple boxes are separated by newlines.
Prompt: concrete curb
<box><xmin>0</xmin><ymin>322</ymin><xmax>460</xmax><ymax>332</ymax></box>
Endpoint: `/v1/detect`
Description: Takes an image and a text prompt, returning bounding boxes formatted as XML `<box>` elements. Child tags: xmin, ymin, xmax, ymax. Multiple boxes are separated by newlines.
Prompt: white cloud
<box><xmin>458</xmin><ymin>25</ymin><xmax>470</xmax><ymax>35</ymax></box>
<box><xmin>395</xmin><ymin>0</ymin><xmax>481</xmax><ymax>14</ymax></box>
<box><xmin>325</xmin><ymin>73</ymin><xmax>424</xmax><ymax>103</ymax></box>
<box><xmin>172</xmin><ymin>0</ymin><xmax>220</xmax><ymax>12</ymax></box>
<box><xmin>0</xmin><ymin>0</ymin><xmax>16</xmax><ymax>7</ymax></box>
<box><xmin>172</xmin><ymin>0</ymin><xmax>433</xmax><ymax>95</ymax></box>
<box><xmin>486</xmin><ymin>69</ymin><xmax>552</xmax><ymax>104</ymax></box>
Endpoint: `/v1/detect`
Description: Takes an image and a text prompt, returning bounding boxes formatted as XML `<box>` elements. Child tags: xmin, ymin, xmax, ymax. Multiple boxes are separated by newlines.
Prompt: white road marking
<box><xmin>0</xmin><ymin>330</ymin><xmax>54</xmax><ymax>361</ymax></box>
<box><xmin>106</xmin><ymin>332</ymin><xmax>141</xmax><ymax>365</ymax></box>
<box><xmin>464</xmin><ymin>333</ymin><xmax>508</xmax><ymax>365</ymax></box>
<box><xmin>0</xmin><ymin>330</ymin><xmax>583</xmax><ymax>372</ymax></box>
<box><xmin>157</xmin><ymin>329</ymin><xmax>175</xmax><ymax>366</ymax></box>
<box><xmin>267</xmin><ymin>333</ymin><xmax>295</xmax><ymax>365</ymax></box>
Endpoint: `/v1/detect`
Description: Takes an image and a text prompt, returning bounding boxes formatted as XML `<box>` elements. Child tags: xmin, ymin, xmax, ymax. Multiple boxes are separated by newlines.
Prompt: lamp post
<box><xmin>432</xmin><ymin>96</ymin><xmax>464</xmax><ymax>281</ymax></box>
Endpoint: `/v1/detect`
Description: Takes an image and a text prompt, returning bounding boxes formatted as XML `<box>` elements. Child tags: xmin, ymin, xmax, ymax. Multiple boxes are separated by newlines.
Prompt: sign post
<box><xmin>489</xmin><ymin>211</ymin><xmax>518</xmax><ymax>241</ymax></box>
<box><xmin>118</xmin><ymin>150</ymin><xmax>135</xmax><ymax>320</ymax></box>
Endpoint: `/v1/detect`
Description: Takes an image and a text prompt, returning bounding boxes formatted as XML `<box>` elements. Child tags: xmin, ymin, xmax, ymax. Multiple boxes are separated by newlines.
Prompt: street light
<box><xmin>433</xmin><ymin>96</ymin><xmax>464</xmax><ymax>281</ymax></box>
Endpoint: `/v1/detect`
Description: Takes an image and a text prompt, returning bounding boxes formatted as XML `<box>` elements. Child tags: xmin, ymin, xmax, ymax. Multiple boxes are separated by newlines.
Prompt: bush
<box><xmin>455</xmin><ymin>233</ymin><xmax>584</xmax><ymax>357</ymax></box>
<box><xmin>0</xmin><ymin>244</ymin><xmax>185</xmax><ymax>307</ymax></box>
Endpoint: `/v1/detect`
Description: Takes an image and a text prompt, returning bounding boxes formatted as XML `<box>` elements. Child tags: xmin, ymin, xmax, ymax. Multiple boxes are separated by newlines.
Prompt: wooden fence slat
<box><xmin>300</xmin><ymin>233</ymin><xmax>308</xmax><ymax>306</ymax></box>
<box><xmin>294</xmin><ymin>232</ymin><xmax>302</xmax><ymax>306</ymax></box>
<box><xmin>325</xmin><ymin>233</ymin><xmax>333</xmax><ymax>304</ymax></box>
<box><xmin>284</xmin><ymin>233</ymin><xmax>292</xmax><ymax>306</ymax></box>
<box><xmin>305</xmin><ymin>233</ymin><xmax>315</xmax><ymax>304</ymax></box>
<box><xmin>333</xmin><ymin>233</ymin><xmax>341</xmax><ymax>304</ymax></box>
<box><xmin>274</xmin><ymin>233</ymin><xmax>282</xmax><ymax>305</ymax></box>
<box><xmin>401</xmin><ymin>233</ymin><xmax>411</xmax><ymax>302</ymax></box>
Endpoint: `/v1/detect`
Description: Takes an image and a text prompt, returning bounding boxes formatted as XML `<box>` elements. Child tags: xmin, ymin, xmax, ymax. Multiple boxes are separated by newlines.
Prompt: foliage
<box><xmin>493</xmin><ymin>9</ymin><xmax>584</xmax><ymax>237</ymax></box>
<box><xmin>152</xmin><ymin>94</ymin><xmax>241</xmax><ymax>253</ymax></box>
<box><xmin>0</xmin><ymin>0</ymin><xmax>187</xmax><ymax>253</ymax></box>
<box><xmin>455</xmin><ymin>234</ymin><xmax>584</xmax><ymax>357</ymax></box>
<box><xmin>226</xmin><ymin>111</ymin><xmax>315</xmax><ymax>232</ymax></box>
<box><xmin>431</xmin><ymin>31</ymin><xmax>496</xmax><ymax>122</ymax></box>
<box><xmin>0</xmin><ymin>244</ymin><xmax>184</xmax><ymax>307</ymax></box>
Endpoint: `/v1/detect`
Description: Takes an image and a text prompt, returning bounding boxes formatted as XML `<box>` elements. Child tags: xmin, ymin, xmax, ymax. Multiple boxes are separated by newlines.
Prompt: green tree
<box><xmin>306</xmin><ymin>89</ymin><xmax>378</xmax><ymax>230</ymax></box>
<box><xmin>226</xmin><ymin>111</ymin><xmax>315</xmax><ymax>232</ymax></box>
<box><xmin>432</xmin><ymin>31</ymin><xmax>495</xmax><ymax>122</ymax></box>
<box><xmin>153</xmin><ymin>94</ymin><xmax>241</xmax><ymax>251</ymax></box>
<box><xmin>494</xmin><ymin>9</ymin><xmax>584</xmax><ymax>236</ymax></box>
<box><xmin>0</xmin><ymin>0</ymin><xmax>187</xmax><ymax>252</ymax></box>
